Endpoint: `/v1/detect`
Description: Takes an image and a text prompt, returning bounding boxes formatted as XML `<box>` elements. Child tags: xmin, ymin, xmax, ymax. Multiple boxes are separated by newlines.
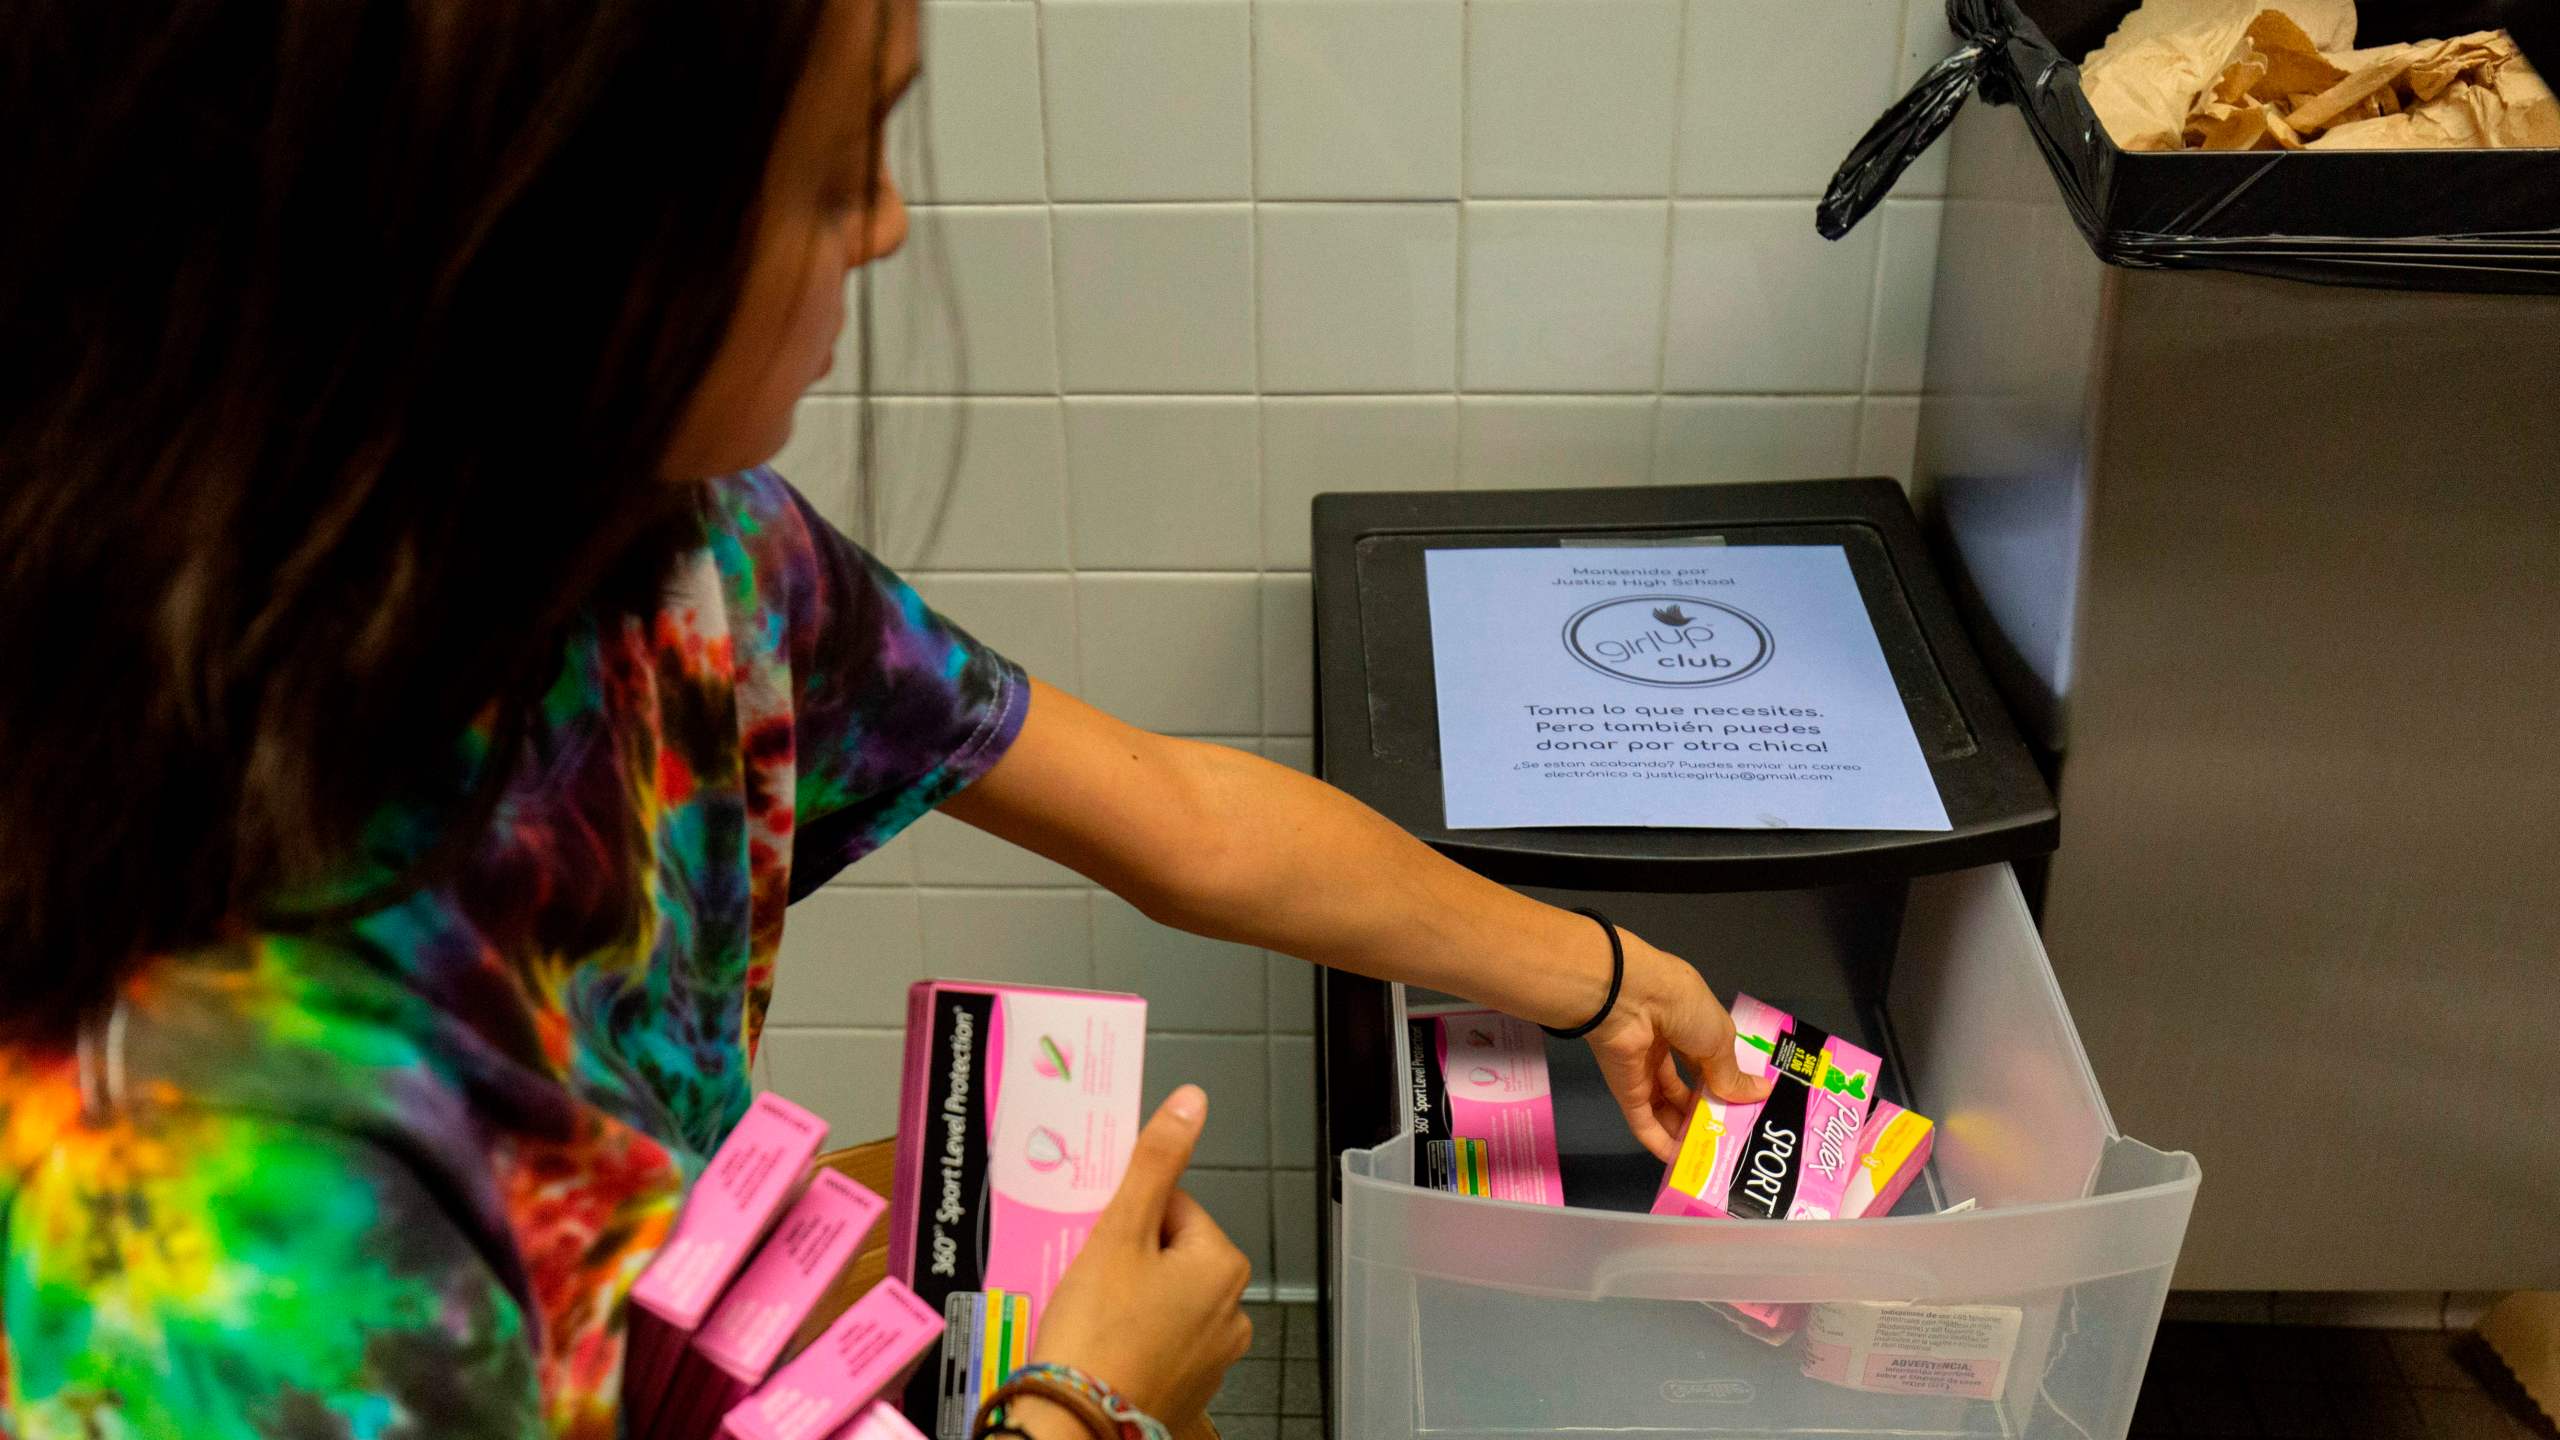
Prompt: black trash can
<box><xmin>1820</xmin><ymin>0</ymin><xmax>2560</xmax><ymax>291</ymax></box>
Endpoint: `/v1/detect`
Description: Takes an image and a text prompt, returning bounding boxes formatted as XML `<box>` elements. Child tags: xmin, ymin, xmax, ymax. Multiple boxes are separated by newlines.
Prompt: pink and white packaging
<box><xmin>720</xmin><ymin>1277</ymin><xmax>945</xmax><ymax>1440</ymax></box>
<box><xmin>889</xmin><ymin>981</ymin><xmax>1146</xmax><ymax>1431</ymax></box>
<box><xmin>1799</xmin><ymin>1300</ymin><xmax>2021</xmax><ymax>1400</ymax></box>
<box><xmin>646</xmin><ymin>1170</ymin><xmax>890</xmax><ymax>1440</ymax></box>
<box><xmin>824</xmin><ymin>1404</ymin><xmax>927</xmax><ymax>1440</ymax></box>
<box><xmin>1836</xmin><ymin>1100</ymin><xmax>1936</xmax><ymax>1222</ymax></box>
<box><xmin>1409</xmin><ymin>1007</ymin><xmax>1565</xmax><ymax>1207</ymax></box>
<box><xmin>630</xmin><ymin>1093</ymin><xmax>830</xmax><ymax>1420</ymax></box>
<box><xmin>1723</xmin><ymin>1100</ymin><xmax>1940</xmax><ymax>1343</ymax></box>
<box><xmin>1649</xmin><ymin>995</ymin><xmax>1885</xmax><ymax>1225</ymax></box>
<box><xmin>1792</xmin><ymin>1101</ymin><xmax>2013</xmax><ymax>1397</ymax></box>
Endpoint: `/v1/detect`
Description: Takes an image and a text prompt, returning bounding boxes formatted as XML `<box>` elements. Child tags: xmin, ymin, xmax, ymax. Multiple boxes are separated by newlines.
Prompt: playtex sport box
<box><xmin>890</xmin><ymin>982</ymin><xmax>1146</xmax><ymax>1439</ymax></box>
<box><xmin>1651</xmin><ymin>994</ymin><xmax>1884</xmax><ymax>1225</ymax></box>
<box><xmin>1406</xmin><ymin>1007</ymin><xmax>1565</xmax><ymax>1206</ymax></box>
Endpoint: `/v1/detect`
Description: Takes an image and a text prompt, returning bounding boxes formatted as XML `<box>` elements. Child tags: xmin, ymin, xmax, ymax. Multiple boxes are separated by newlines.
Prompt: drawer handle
<box><xmin>1592</xmin><ymin>1252</ymin><xmax>1934</xmax><ymax>1304</ymax></box>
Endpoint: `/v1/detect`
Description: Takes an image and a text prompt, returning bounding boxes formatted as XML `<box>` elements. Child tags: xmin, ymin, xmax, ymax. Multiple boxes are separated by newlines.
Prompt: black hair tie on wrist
<box><xmin>1542</xmin><ymin>907</ymin><xmax>1625</xmax><ymax>1039</ymax></box>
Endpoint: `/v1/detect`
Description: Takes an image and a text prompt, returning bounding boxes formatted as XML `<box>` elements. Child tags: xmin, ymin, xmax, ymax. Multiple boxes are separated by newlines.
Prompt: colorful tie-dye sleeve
<box><xmin>729</xmin><ymin>473</ymin><xmax>1028</xmax><ymax>895</ymax></box>
<box><xmin>3</xmin><ymin>1108</ymin><xmax>544</xmax><ymax>1439</ymax></box>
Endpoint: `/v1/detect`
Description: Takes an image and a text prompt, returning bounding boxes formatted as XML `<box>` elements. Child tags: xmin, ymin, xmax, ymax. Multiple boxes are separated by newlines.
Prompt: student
<box><xmin>0</xmin><ymin>1</ymin><xmax>1767</xmax><ymax>1435</ymax></box>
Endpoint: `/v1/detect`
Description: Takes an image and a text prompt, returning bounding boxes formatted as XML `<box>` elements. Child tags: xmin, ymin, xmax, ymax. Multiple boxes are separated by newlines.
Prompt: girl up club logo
<box><xmin>1561</xmin><ymin>594</ymin><xmax>1773</xmax><ymax>688</ymax></box>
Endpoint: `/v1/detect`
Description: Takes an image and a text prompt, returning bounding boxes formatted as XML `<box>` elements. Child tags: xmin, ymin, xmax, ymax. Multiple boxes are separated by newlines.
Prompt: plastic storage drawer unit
<box><xmin>1308</xmin><ymin>481</ymin><xmax>2200</xmax><ymax>1440</ymax></box>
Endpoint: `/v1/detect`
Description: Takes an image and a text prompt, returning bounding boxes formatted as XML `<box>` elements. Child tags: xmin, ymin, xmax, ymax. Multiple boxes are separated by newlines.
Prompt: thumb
<box><xmin>1692</xmin><ymin>1011</ymin><xmax>1776</xmax><ymax>1105</ymax></box>
<box><xmin>1098</xmin><ymin>1084</ymin><xmax>1207</xmax><ymax>1244</ymax></box>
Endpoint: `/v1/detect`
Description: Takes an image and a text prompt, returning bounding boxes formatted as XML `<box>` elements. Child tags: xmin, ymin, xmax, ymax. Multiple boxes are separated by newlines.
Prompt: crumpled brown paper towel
<box><xmin>2082</xmin><ymin>0</ymin><xmax>2558</xmax><ymax>150</ymax></box>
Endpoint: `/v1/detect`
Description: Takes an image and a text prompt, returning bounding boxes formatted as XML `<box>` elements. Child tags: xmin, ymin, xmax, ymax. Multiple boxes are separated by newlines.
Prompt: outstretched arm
<box><xmin>940</xmin><ymin>678</ymin><xmax>1767</xmax><ymax>1158</ymax></box>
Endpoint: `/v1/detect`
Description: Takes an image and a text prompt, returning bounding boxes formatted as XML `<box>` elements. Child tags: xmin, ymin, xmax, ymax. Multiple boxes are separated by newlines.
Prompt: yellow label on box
<box><xmin>1668</xmin><ymin>1107</ymin><xmax>1725</xmax><ymax>1197</ymax></box>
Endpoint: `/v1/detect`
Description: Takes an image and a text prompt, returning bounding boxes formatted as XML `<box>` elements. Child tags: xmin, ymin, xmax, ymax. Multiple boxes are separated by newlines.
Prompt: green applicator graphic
<box><xmin>1034</xmin><ymin>1034</ymin><xmax>1073</xmax><ymax>1082</ymax></box>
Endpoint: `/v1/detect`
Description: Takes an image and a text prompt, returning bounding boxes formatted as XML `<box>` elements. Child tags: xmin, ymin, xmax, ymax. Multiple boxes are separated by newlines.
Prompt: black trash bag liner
<box><xmin>1818</xmin><ymin>0</ymin><xmax>2560</xmax><ymax>293</ymax></box>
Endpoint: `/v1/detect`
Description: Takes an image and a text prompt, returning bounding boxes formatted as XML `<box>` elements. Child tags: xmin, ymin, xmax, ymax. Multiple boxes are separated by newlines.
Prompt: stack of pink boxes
<box><xmin>625</xmin><ymin>981</ymin><xmax>1149</xmax><ymax>1440</ymax></box>
<box><xmin>623</xmin><ymin>1092</ymin><xmax>939</xmax><ymax>1440</ymax></box>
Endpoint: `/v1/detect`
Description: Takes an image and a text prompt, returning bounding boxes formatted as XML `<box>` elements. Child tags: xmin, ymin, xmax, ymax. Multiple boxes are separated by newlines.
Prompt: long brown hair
<box><xmin>0</xmin><ymin>0</ymin><xmax>831</xmax><ymax>1045</ymax></box>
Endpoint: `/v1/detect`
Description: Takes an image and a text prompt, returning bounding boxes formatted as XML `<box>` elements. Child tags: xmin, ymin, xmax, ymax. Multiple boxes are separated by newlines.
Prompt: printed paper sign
<box><xmin>1422</xmin><ymin>545</ymin><xmax>1950</xmax><ymax>831</ymax></box>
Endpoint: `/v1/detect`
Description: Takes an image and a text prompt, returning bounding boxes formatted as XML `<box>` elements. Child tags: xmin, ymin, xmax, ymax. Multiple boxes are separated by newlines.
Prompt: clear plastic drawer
<box><xmin>1329</xmin><ymin>865</ymin><xmax>2199</xmax><ymax>1440</ymax></box>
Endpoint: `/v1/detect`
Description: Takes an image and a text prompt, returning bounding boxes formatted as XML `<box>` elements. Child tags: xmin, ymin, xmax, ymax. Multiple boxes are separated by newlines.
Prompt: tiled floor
<box><xmin>1208</xmin><ymin>1302</ymin><xmax>1324</xmax><ymax>1440</ymax></box>
<box><xmin>2133</xmin><ymin>1324</ymin><xmax>2557</xmax><ymax>1440</ymax></box>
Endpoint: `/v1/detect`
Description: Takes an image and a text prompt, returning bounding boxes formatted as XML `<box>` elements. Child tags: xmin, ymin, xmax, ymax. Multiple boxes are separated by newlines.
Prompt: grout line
<box><xmin>1662</xmin><ymin>0</ymin><xmax>1694</xmax><ymax>200</ymax></box>
<box><xmin>886</xmin><ymin>389</ymin><xmax>1876</xmax><ymax>402</ymax></box>
<box><xmin>1453</xmin><ymin>0</ymin><xmax>1472</xmax><ymax>399</ymax></box>
<box><xmin>945</xmin><ymin>194</ymin><xmax>1855</xmax><ymax>209</ymax></box>
<box><xmin>1027</xmin><ymin>0</ymin><xmax>1069</xmax><ymax>409</ymax></box>
<box><xmin>1652</xmin><ymin>0</ymin><xmax>1691</xmax><ymax>412</ymax></box>
<box><xmin>1246</xmin><ymin>0</ymin><xmax>1263</xmax><ymax>203</ymax></box>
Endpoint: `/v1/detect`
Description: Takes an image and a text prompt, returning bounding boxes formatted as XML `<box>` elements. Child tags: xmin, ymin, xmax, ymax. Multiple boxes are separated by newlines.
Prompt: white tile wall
<box><xmin>1266</xmin><ymin>954</ymin><xmax>1315</xmax><ymax>1035</ymax></box>
<box><xmin>760</xmin><ymin>1029</ymin><xmax>908</xmax><ymax>1140</ymax></box>
<box><xmin>1260</xmin><ymin>573</ymin><xmax>1314</xmax><ymax>737</ymax></box>
<box><xmin>1074</xmin><ymin>573</ymin><xmax>1262</xmax><ymax>733</ymax></box>
<box><xmin>1665</xmin><ymin>201</ymin><xmax>1880</xmax><ymax>392</ymax></box>
<box><xmin>1259</xmin><ymin>398</ymin><xmax>1456</xmax><ymax>567</ymax></box>
<box><xmin>1042</xmin><ymin>1</ymin><xmax>1252</xmax><ymax>202</ymax></box>
<box><xmin>1262</xmin><ymin>737</ymin><xmax>1314</xmax><ymax>776</ymax></box>
<box><xmin>1147</xmin><ymin>1034</ymin><xmax>1272</xmax><ymax>1169</ymax></box>
<box><xmin>772</xmin><ymin>397</ymin><xmax>862</xmax><ymax>527</ymax></box>
<box><xmin>871</xmin><ymin>207</ymin><xmax>1059</xmax><ymax>394</ymax></box>
<box><xmin>1677</xmin><ymin>0</ymin><xmax>1905</xmax><ymax>198</ymax></box>
<box><xmin>1267</xmin><ymin>1036</ymin><xmax>1317</xmax><ymax>1168</ymax></box>
<box><xmin>1654</xmin><ymin>397</ymin><xmax>1863</xmax><ymax>484</ymax></box>
<box><xmin>1857</xmin><ymin>397</ymin><xmax>1923</xmax><ymax>488</ymax></box>
<box><xmin>1270</xmin><ymin>1171</ymin><xmax>1319</xmax><ymax>1295</ymax></box>
<box><xmin>919</xmin><ymin>888</ymin><xmax>1094</xmax><ymax>986</ymax></box>
<box><xmin>1064</xmin><ymin>398</ymin><xmax>1260</xmax><ymax>568</ymax></box>
<box><xmin>897</xmin><ymin>4</ymin><xmax>1046</xmax><ymax>205</ymax></box>
<box><xmin>872</xmin><ymin>399</ymin><xmax>1070</xmax><ymax>571</ymax></box>
<box><xmin>1866</xmin><ymin>200</ymin><xmax>1944</xmax><ymax>394</ymax></box>
<box><xmin>1255</xmin><ymin>0</ymin><xmax>1463</xmax><ymax>201</ymax></box>
<box><xmin>766</xmin><ymin>889</ymin><xmax>925</xmax><ymax>1029</ymax></box>
<box><xmin>1468</xmin><ymin>0</ymin><xmax>1684</xmax><ymax>198</ymax></box>
<box><xmin>1257</xmin><ymin>204</ymin><xmax>1458</xmax><ymax>394</ymax></box>
<box><xmin>910</xmin><ymin>809</ymin><xmax>1087</xmax><ymax>888</ymax></box>
<box><xmin>1053</xmin><ymin>206</ymin><xmax>1256</xmax><ymax>392</ymax></box>
<box><xmin>768</xmin><ymin>0</ymin><xmax>1946</xmax><ymax>1292</ymax></box>
<box><xmin>1460</xmin><ymin>397</ymin><xmax>1658</xmax><ymax>490</ymax></box>
<box><xmin>1461</xmin><ymin>203</ymin><xmax>1668</xmax><ymax>392</ymax></box>
<box><xmin>1092</xmin><ymin>894</ymin><xmax>1269</xmax><ymax>1032</ymax></box>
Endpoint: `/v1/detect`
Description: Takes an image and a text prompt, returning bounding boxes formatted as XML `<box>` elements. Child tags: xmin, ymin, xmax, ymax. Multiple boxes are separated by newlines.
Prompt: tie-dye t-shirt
<box><xmin>0</xmin><ymin>470</ymin><xmax>1026</xmax><ymax>1439</ymax></box>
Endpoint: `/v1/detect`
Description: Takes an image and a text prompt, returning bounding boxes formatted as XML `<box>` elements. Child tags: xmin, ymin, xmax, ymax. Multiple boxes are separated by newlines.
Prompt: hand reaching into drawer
<box><xmin>1586</xmin><ymin>929</ymin><xmax>1777</xmax><ymax>1161</ymax></box>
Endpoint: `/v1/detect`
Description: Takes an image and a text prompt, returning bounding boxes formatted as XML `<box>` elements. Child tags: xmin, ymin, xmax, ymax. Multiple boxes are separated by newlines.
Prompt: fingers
<box><xmin>1678</xmin><ymin>1002</ymin><xmax>1772</xmax><ymax>1105</ymax></box>
<box><xmin>1097</xmin><ymin>1085</ymin><xmax>1207</xmax><ymax>1245</ymax></box>
<box><xmin>1696</xmin><ymin>1032</ymin><xmax>1774</xmax><ymax>1103</ymax></box>
<box><xmin>1160</xmin><ymin>1187</ymin><xmax>1221</xmax><ymax>1249</ymax></box>
<box><xmin>1653</xmin><ymin>1048</ymin><xmax>1696</xmax><ymax>1116</ymax></box>
<box><xmin>1697</xmin><ymin>1040</ymin><xmax>1773</xmax><ymax>1102</ymax></box>
<box><xmin>1165</xmin><ymin>1192</ymin><xmax>1255</xmax><ymax>1290</ymax></box>
<box><xmin>1625</xmin><ymin>1105</ymin><xmax>1676</xmax><ymax>1162</ymax></box>
<box><xmin>1613</xmin><ymin>1079</ymin><xmax>1677</xmax><ymax>1162</ymax></box>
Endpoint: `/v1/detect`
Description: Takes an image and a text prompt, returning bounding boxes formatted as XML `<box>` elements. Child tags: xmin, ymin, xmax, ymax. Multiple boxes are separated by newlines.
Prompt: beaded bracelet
<box><xmin>975</xmin><ymin>1378</ymin><xmax>1113</xmax><ymax>1440</ymax></box>
<box><xmin>975</xmin><ymin>1362</ymin><xmax>1172</xmax><ymax>1440</ymax></box>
